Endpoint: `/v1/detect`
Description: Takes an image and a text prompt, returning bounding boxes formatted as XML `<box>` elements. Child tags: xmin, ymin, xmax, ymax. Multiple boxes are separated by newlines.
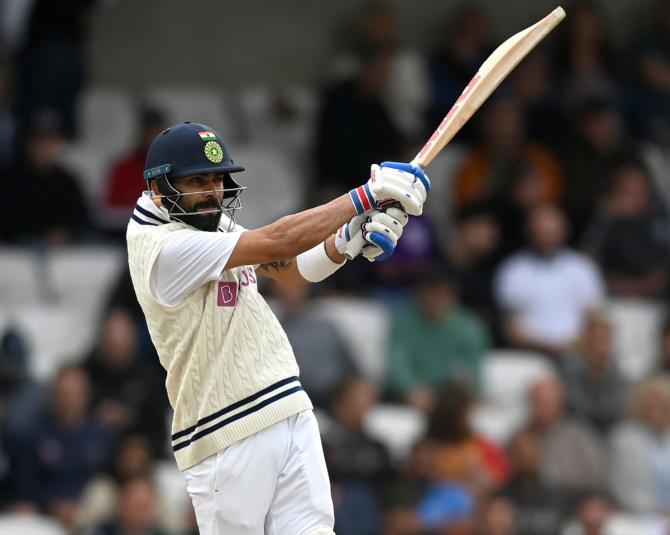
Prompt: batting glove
<box><xmin>349</xmin><ymin>162</ymin><xmax>430</xmax><ymax>217</ymax></box>
<box><xmin>335</xmin><ymin>206</ymin><xmax>409</xmax><ymax>262</ymax></box>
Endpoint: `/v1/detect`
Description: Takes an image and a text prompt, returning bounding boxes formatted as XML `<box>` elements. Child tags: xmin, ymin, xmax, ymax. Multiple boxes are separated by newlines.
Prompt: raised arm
<box><xmin>229</xmin><ymin>163</ymin><xmax>429</xmax><ymax>284</ymax></box>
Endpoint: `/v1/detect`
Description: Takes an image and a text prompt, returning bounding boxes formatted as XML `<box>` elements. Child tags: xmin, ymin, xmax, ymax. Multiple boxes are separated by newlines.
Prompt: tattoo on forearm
<box><xmin>259</xmin><ymin>259</ymin><xmax>293</xmax><ymax>272</ymax></box>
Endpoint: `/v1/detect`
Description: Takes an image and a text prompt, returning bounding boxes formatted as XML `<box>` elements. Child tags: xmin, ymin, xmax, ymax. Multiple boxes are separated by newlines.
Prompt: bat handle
<box><xmin>409</xmin><ymin>157</ymin><xmax>428</xmax><ymax>170</ymax></box>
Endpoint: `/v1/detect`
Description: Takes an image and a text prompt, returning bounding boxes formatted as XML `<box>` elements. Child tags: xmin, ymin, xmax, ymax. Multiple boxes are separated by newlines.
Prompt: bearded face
<box><xmin>173</xmin><ymin>195</ymin><xmax>222</xmax><ymax>232</ymax></box>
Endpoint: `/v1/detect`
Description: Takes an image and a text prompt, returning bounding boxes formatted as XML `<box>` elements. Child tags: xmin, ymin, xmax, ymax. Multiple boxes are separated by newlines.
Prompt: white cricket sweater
<box><xmin>126</xmin><ymin>195</ymin><xmax>312</xmax><ymax>470</ymax></box>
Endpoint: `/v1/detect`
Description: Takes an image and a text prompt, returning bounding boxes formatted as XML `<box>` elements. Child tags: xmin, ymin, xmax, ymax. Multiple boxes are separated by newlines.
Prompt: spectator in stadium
<box><xmin>501</xmin><ymin>428</ymin><xmax>570</xmax><ymax>535</ymax></box>
<box><xmin>559</xmin><ymin>314</ymin><xmax>628</xmax><ymax>433</ymax></box>
<box><xmin>370</xmin><ymin>214</ymin><xmax>444</xmax><ymax>297</ymax></box>
<box><xmin>608</xmin><ymin>375</ymin><xmax>670</xmax><ymax>514</ymax></box>
<box><xmin>488</xmin><ymin>163</ymin><xmax>555</xmax><ymax>257</ymax></box>
<box><xmin>327</xmin><ymin>2</ymin><xmax>429</xmax><ymax>141</ymax></box>
<box><xmin>553</xmin><ymin>0</ymin><xmax>620</xmax><ymax>111</ymax></box>
<box><xmin>12</xmin><ymin>0</ymin><xmax>99</xmax><ymax>139</ymax></box>
<box><xmin>0</xmin><ymin>327</ymin><xmax>44</xmax><ymax>437</ymax></box>
<box><xmin>386</xmin><ymin>267</ymin><xmax>490</xmax><ymax>412</ymax></box>
<box><xmin>426</xmin><ymin>382</ymin><xmax>509</xmax><ymax>497</ymax></box>
<box><xmin>13</xmin><ymin>366</ymin><xmax>115</xmax><ymax>529</ymax></box>
<box><xmin>84</xmin><ymin>475</ymin><xmax>167</xmax><ymax>535</ymax></box>
<box><xmin>560</xmin><ymin>97</ymin><xmax>639</xmax><ymax>237</ymax></box>
<box><xmin>425</xmin><ymin>4</ymin><xmax>493</xmax><ymax>144</ymax></box>
<box><xmin>445</xmin><ymin>205</ymin><xmax>501</xmax><ymax>329</ymax></box>
<box><xmin>0</xmin><ymin>110</ymin><xmax>89</xmax><ymax>245</ymax></box>
<box><xmin>527</xmin><ymin>374</ymin><xmax>606</xmax><ymax>491</ymax></box>
<box><xmin>508</xmin><ymin>51</ymin><xmax>566</xmax><ymax>147</ymax></box>
<box><xmin>313</xmin><ymin>31</ymin><xmax>404</xmax><ymax>199</ymax></box>
<box><xmin>451</xmin><ymin>95</ymin><xmax>563</xmax><ymax>215</ymax></box>
<box><xmin>83</xmin><ymin>309</ymin><xmax>168</xmax><ymax>455</ymax></box>
<box><xmin>77</xmin><ymin>432</ymin><xmax>187</xmax><ymax>534</ymax></box>
<box><xmin>100</xmin><ymin>105</ymin><xmax>167</xmax><ymax>236</ymax></box>
<box><xmin>385</xmin><ymin>439</ymin><xmax>477</xmax><ymax>534</ymax></box>
<box><xmin>495</xmin><ymin>204</ymin><xmax>605</xmax><ymax>357</ymax></box>
<box><xmin>560</xmin><ymin>490</ymin><xmax>618</xmax><ymax>535</ymax></box>
<box><xmin>476</xmin><ymin>494</ymin><xmax>517</xmax><ymax>535</ymax></box>
<box><xmin>270</xmin><ymin>281</ymin><xmax>358</xmax><ymax>409</ymax></box>
<box><xmin>629</xmin><ymin>0</ymin><xmax>670</xmax><ymax>143</ymax></box>
<box><xmin>583</xmin><ymin>161</ymin><xmax>670</xmax><ymax>299</ymax></box>
<box><xmin>322</xmin><ymin>377</ymin><xmax>392</xmax><ymax>535</ymax></box>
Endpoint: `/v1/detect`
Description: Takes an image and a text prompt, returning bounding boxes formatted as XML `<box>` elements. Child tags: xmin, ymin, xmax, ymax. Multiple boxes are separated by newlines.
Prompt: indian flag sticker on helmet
<box><xmin>204</xmin><ymin>140</ymin><xmax>224</xmax><ymax>163</ymax></box>
<box><xmin>198</xmin><ymin>131</ymin><xmax>216</xmax><ymax>141</ymax></box>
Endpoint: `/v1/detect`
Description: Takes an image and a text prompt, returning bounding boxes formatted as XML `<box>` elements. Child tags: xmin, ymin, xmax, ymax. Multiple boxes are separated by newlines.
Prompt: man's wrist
<box><xmin>324</xmin><ymin>236</ymin><xmax>346</xmax><ymax>263</ymax></box>
<box><xmin>349</xmin><ymin>184</ymin><xmax>376</xmax><ymax>215</ymax></box>
<box><xmin>296</xmin><ymin>240</ymin><xmax>346</xmax><ymax>283</ymax></box>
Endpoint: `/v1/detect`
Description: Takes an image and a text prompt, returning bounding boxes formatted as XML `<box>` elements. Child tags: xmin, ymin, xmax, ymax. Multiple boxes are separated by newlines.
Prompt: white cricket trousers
<box><xmin>183</xmin><ymin>410</ymin><xmax>335</xmax><ymax>535</ymax></box>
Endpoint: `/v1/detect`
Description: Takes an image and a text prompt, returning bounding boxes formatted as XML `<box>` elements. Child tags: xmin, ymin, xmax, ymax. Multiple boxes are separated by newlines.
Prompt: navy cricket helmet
<box><xmin>143</xmin><ymin>122</ymin><xmax>246</xmax><ymax>225</ymax></box>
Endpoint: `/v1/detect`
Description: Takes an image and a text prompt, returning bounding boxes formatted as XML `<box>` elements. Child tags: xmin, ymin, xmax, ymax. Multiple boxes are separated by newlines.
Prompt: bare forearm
<box><xmin>237</xmin><ymin>195</ymin><xmax>354</xmax><ymax>265</ymax></box>
<box><xmin>267</xmin><ymin>195</ymin><xmax>354</xmax><ymax>256</ymax></box>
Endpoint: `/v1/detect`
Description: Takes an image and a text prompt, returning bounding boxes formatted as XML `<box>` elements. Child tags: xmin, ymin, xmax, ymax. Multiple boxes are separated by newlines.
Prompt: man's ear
<box><xmin>149</xmin><ymin>180</ymin><xmax>163</xmax><ymax>207</ymax></box>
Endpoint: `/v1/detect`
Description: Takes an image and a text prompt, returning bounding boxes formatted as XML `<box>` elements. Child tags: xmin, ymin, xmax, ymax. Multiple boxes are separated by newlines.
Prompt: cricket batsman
<box><xmin>126</xmin><ymin>121</ymin><xmax>430</xmax><ymax>534</ymax></box>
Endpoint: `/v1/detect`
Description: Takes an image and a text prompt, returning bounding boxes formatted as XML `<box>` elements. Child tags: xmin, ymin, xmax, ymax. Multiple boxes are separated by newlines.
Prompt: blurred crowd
<box><xmin>1</xmin><ymin>0</ymin><xmax>670</xmax><ymax>534</ymax></box>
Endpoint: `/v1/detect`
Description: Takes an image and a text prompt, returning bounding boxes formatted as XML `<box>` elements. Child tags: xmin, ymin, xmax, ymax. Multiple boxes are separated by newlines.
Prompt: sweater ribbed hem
<box><xmin>174</xmin><ymin>390</ymin><xmax>313</xmax><ymax>470</ymax></box>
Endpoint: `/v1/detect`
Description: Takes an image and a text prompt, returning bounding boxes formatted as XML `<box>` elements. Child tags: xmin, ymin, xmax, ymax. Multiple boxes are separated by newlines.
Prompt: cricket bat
<box><xmin>411</xmin><ymin>6</ymin><xmax>566</xmax><ymax>169</ymax></box>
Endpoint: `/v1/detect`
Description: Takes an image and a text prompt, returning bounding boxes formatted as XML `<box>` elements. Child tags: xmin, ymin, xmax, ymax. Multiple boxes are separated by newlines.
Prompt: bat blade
<box><xmin>411</xmin><ymin>6</ymin><xmax>566</xmax><ymax>169</ymax></box>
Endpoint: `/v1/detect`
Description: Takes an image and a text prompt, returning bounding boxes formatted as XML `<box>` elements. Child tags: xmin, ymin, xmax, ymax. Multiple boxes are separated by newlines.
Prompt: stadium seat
<box><xmin>0</xmin><ymin>515</ymin><xmax>66</xmax><ymax>535</ymax></box>
<box><xmin>58</xmin><ymin>143</ymin><xmax>110</xmax><ymax>204</ymax></box>
<box><xmin>230</xmin><ymin>144</ymin><xmax>303</xmax><ymax>229</ymax></box>
<box><xmin>603</xmin><ymin>513</ymin><xmax>669</xmax><ymax>535</ymax></box>
<box><xmin>364</xmin><ymin>403</ymin><xmax>426</xmax><ymax>462</ymax></box>
<box><xmin>470</xmin><ymin>349</ymin><xmax>554</xmax><ymax>444</ymax></box>
<box><xmin>78</xmin><ymin>87</ymin><xmax>137</xmax><ymax>160</ymax></box>
<box><xmin>311</xmin><ymin>297</ymin><xmax>391</xmax><ymax>385</ymax></box>
<box><xmin>237</xmin><ymin>84</ymin><xmax>316</xmax><ymax>164</ymax></box>
<box><xmin>154</xmin><ymin>460</ymin><xmax>191</xmax><ymax>533</ymax></box>
<box><xmin>12</xmin><ymin>303</ymin><xmax>97</xmax><ymax>380</ymax></box>
<box><xmin>606</xmin><ymin>298</ymin><xmax>666</xmax><ymax>381</ymax></box>
<box><xmin>145</xmin><ymin>86</ymin><xmax>237</xmax><ymax>140</ymax></box>
<box><xmin>46</xmin><ymin>246</ymin><xmax>125</xmax><ymax>312</ymax></box>
<box><xmin>0</xmin><ymin>247</ymin><xmax>42</xmax><ymax>306</ymax></box>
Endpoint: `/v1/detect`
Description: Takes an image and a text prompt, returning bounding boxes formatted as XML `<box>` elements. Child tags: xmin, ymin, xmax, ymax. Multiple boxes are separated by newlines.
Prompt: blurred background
<box><xmin>0</xmin><ymin>0</ymin><xmax>669</xmax><ymax>533</ymax></box>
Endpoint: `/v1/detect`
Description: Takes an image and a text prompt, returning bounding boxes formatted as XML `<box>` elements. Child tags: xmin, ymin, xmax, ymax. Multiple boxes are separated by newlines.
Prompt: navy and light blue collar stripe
<box><xmin>131</xmin><ymin>214</ymin><xmax>158</xmax><ymax>226</ymax></box>
<box><xmin>130</xmin><ymin>194</ymin><xmax>171</xmax><ymax>226</ymax></box>
<box><xmin>171</xmin><ymin>376</ymin><xmax>303</xmax><ymax>451</ymax></box>
<box><xmin>135</xmin><ymin>204</ymin><xmax>169</xmax><ymax>224</ymax></box>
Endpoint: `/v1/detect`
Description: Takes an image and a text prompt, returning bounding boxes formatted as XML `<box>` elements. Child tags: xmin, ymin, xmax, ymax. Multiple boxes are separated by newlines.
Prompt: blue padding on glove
<box><xmin>367</xmin><ymin>231</ymin><xmax>394</xmax><ymax>262</ymax></box>
<box><xmin>380</xmin><ymin>161</ymin><xmax>431</xmax><ymax>192</ymax></box>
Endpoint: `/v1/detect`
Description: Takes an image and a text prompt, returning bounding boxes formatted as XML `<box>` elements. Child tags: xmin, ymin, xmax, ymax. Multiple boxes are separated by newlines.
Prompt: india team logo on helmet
<box><xmin>204</xmin><ymin>140</ymin><xmax>224</xmax><ymax>163</ymax></box>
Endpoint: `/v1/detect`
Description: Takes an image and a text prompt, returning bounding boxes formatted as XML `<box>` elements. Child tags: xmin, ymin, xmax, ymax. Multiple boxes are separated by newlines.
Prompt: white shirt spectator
<box><xmin>495</xmin><ymin>248</ymin><xmax>605</xmax><ymax>347</ymax></box>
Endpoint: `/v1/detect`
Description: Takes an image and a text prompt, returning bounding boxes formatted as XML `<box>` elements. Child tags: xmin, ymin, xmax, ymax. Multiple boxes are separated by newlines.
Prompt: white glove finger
<box><xmin>363</xmin><ymin>245</ymin><xmax>383</xmax><ymax>261</ymax></box>
<box><xmin>363</xmin><ymin>221</ymin><xmax>399</xmax><ymax>247</ymax></box>
<box><xmin>362</xmin><ymin>222</ymin><xmax>397</xmax><ymax>262</ymax></box>
<box><xmin>378</xmin><ymin>185</ymin><xmax>422</xmax><ymax>216</ymax></box>
<box><xmin>381</xmin><ymin>168</ymin><xmax>428</xmax><ymax>204</ymax></box>
<box><xmin>382</xmin><ymin>206</ymin><xmax>409</xmax><ymax>227</ymax></box>
<box><xmin>342</xmin><ymin>232</ymin><xmax>367</xmax><ymax>260</ymax></box>
<box><xmin>371</xmin><ymin>212</ymin><xmax>405</xmax><ymax>240</ymax></box>
<box><xmin>382</xmin><ymin>174</ymin><xmax>427</xmax><ymax>209</ymax></box>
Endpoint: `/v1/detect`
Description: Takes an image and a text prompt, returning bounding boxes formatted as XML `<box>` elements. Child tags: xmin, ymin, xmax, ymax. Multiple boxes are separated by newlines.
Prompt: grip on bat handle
<box><xmin>342</xmin><ymin>202</ymin><xmax>402</xmax><ymax>260</ymax></box>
